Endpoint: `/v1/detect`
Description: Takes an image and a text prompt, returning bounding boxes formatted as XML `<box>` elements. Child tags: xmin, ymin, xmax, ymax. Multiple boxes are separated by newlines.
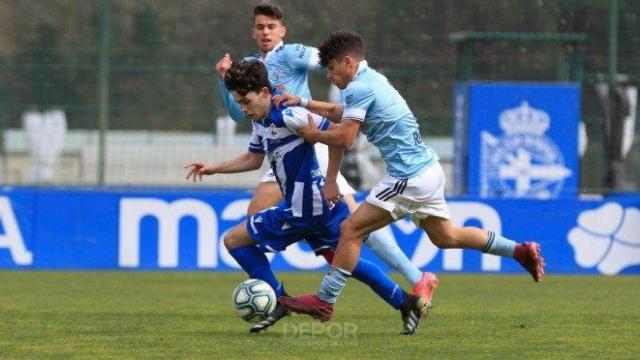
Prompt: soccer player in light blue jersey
<box><xmin>278</xmin><ymin>31</ymin><xmax>546</xmax><ymax>331</ymax></box>
<box><xmin>214</xmin><ymin>3</ymin><xmax>437</xmax><ymax>300</ymax></box>
<box><xmin>187</xmin><ymin>60</ymin><xmax>427</xmax><ymax>334</ymax></box>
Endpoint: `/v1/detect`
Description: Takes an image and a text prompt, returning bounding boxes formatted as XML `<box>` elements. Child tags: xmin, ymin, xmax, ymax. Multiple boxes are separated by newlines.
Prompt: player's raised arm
<box><xmin>215</xmin><ymin>53</ymin><xmax>249</xmax><ymax>122</ymax></box>
<box><xmin>215</xmin><ymin>53</ymin><xmax>232</xmax><ymax>77</ymax></box>
<box><xmin>184</xmin><ymin>151</ymin><xmax>264</xmax><ymax>182</ymax></box>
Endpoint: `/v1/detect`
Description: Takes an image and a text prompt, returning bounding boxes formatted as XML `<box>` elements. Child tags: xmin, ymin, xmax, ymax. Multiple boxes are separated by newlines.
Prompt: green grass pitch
<box><xmin>1</xmin><ymin>272</ymin><xmax>639</xmax><ymax>359</ymax></box>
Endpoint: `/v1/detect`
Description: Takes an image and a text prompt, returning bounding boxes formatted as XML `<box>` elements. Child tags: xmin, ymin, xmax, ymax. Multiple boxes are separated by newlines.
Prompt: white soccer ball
<box><xmin>231</xmin><ymin>279</ymin><xmax>277</xmax><ymax>323</ymax></box>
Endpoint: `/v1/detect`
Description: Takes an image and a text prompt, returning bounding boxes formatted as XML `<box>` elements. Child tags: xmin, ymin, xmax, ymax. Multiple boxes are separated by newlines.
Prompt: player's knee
<box><xmin>339</xmin><ymin>219</ymin><xmax>358</xmax><ymax>241</ymax></box>
<box><xmin>340</xmin><ymin>218</ymin><xmax>368</xmax><ymax>243</ymax></box>
<box><xmin>246</xmin><ymin>202</ymin><xmax>260</xmax><ymax>217</ymax></box>
<box><xmin>224</xmin><ymin>231</ymin><xmax>240</xmax><ymax>250</ymax></box>
<box><xmin>426</xmin><ymin>228</ymin><xmax>456</xmax><ymax>249</ymax></box>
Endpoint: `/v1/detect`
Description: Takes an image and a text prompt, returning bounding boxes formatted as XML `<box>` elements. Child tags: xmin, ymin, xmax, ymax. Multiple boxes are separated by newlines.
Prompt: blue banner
<box><xmin>452</xmin><ymin>83</ymin><xmax>469</xmax><ymax>196</ymax></box>
<box><xmin>0</xmin><ymin>188</ymin><xmax>638</xmax><ymax>274</ymax></box>
<box><xmin>457</xmin><ymin>82</ymin><xmax>580</xmax><ymax>199</ymax></box>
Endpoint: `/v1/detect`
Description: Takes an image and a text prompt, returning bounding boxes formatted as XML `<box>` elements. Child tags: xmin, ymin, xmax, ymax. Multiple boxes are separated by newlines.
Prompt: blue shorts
<box><xmin>247</xmin><ymin>201</ymin><xmax>350</xmax><ymax>255</ymax></box>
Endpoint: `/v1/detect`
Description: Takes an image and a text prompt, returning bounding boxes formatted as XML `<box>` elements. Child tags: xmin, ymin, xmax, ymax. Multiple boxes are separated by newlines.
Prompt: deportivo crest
<box><xmin>480</xmin><ymin>101</ymin><xmax>572</xmax><ymax>199</ymax></box>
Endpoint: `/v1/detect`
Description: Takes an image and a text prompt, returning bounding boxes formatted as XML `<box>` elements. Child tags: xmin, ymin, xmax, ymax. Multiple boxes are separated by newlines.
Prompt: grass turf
<box><xmin>1</xmin><ymin>272</ymin><xmax>639</xmax><ymax>359</ymax></box>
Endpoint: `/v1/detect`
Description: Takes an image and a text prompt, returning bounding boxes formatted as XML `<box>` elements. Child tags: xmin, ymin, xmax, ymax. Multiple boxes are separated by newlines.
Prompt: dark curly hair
<box><xmin>254</xmin><ymin>2</ymin><xmax>284</xmax><ymax>22</ymax></box>
<box><xmin>318</xmin><ymin>31</ymin><xmax>365</xmax><ymax>68</ymax></box>
<box><xmin>224</xmin><ymin>60</ymin><xmax>272</xmax><ymax>96</ymax></box>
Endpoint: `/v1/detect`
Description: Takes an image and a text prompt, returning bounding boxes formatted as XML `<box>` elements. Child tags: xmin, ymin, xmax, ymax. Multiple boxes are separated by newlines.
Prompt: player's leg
<box><xmin>332</xmin><ymin>201</ymin><xmax>394</xmax><ymax>273</ymax></box>
<box><xmin>345</xmin><ymin>172</ymin><xmax>440</xmax><ymax>299</ymax></box>
<box><xmin>320</xmin><ymin>249</ymin><xmax>427</xmax><ymax>335</ymax></box>
<box><xmin>343</xmin><ymin>192</ymin><xmax>424</xmax><ymax>287</ymax></box>
<box><xmin>321</xmin><ymin>249</ymin><xmax>403</xmax><ymax>310</ymax></box>
<box><xmin>419</xmin><ymin>216</ymin><xmax>545</xmax><ymax>282</ymax></box>
<box><xmin>313</xmin><ymin>143</ymin><xmax>424</xmax><ymax>299</ymax></box>
<box><xmin>403</xmin><ymin>162</ymin><xmax>544</xmax><ymax>281</ymax></box>
<box><xmin>280</xmin><ymin>202</ymin><xmax>395</xmax><ymax>319</ymax></box>
<box><xmin>227</xmin><ymin>207</ymin><xmax>305</xmax><ymax>333</ymax></box>
<box><xmin>314</xmin><ymin>143</ymin><xmax>391</xmax><ymax>271</ymax></box>
<box><xmin>247</xmin><ymin>170</ymin><xmax>282</xmax><ymax>216</ymax></box>
<box><xmin>223</xmin><ymin>221</ymin><xmax>285</xmax><ymax>297</ymax></box>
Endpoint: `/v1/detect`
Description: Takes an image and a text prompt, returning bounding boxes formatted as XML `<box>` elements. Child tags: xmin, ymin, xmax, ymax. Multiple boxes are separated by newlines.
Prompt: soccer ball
<box><xmin>231</xmin><ymin>279</ymin><xmax>277</xmax><ymax>323</ymax></box>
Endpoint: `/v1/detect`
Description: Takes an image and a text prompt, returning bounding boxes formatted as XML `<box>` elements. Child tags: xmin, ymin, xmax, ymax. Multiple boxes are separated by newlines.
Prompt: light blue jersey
<box><xmin>248</xmin><ymin>101</ymin><xmax>333</xmax><ymax>224</ymax></box>
<box><xmin>341</xmin><ymin>61</ymin><xmax>439</xmax><ymax>179</ymax></box>
<box><xmin>221</xmin><ymin>42</ymin><xmax>320</xmax><ymax>122</ymax></box>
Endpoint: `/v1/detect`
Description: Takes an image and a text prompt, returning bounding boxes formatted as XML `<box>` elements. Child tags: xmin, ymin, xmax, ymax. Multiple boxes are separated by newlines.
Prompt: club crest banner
<box><xmin>454</xmin><ymin>83</ymin><xmax>580</xmax><ymax>199</ymax></box>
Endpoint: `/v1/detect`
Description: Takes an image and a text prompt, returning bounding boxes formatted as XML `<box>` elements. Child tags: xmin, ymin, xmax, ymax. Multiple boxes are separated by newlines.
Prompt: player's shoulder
<box><xmin>282</xmin><ymin>43</ymin><xmax>309</xmax><ymax>52</ymax></box>
<box><xmin>281</xmin><ymin>105</ymin><xmax>309</xmax><ymax>120</ymax></box>
<box><xmin>281</xmin><ymin>43</ymin><xmax>312</xmax><ymax>58</ymax></box>
<box><xmin>344</xmin><ymin>79</ymin><xmax>374</xmax><ymax>100</ymax></box>
<box><xmin>251</xmin><ymin>120</ymin><xmax>267</xmax><ymax>132</ymax></box>
<box><xmin>280</xmin><ymin>105</ymin><xmax>326</xmax><ymax>130</ymax></box>
<box><xmin>345</xmin><ymin>79</ymin><xmax>371</xmax><ymax>91</ymax></box>
<box><xmin>243</xmin><ymin>53</ymin><xmax>261</xmax><ymax>61</ymax></box>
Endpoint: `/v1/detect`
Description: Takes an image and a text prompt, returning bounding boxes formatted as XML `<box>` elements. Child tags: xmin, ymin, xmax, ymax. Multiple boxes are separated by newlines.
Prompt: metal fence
<box><xmin>0</xmin><ymin>0</ymin><xmax>638</xmax><ymax>192</ymax></box>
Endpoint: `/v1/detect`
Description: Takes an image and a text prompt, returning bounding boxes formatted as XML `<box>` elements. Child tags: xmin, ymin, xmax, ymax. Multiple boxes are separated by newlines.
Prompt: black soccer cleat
<box><xmin>250</xmin><ymin>288</ymin><xmax>290</xmax><ymax>333</ymax></box>
<box><xmin>400</xmin><ymin>292</ymin><xmax>429</xmax><ymax>335</ymax></box>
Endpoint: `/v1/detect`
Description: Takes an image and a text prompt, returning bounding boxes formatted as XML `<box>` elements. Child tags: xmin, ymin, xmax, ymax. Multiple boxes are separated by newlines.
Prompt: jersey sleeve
<box><xmin>341</xmin><ymin>81</ymin><xmax>375</xmax><ymax>122</ymax></box>
<box><xmin>281</xmin><ymin>106</ymin><xmax>330</xmax><ymax>132</ymax></box>
<box><xmin>219</xmin><ymin>79</ymin><xmax>247</xmax><ymax>122</ymax></box>
<box><xmin>283</xmin><ymin>44</ymin><xmax>320</xmax><ymax>71</ymax></box>
<box><xmin>248</xmin><ymin>123</ymin><xmax>265</xmax><ymax>153</ymax></box>
<box><xmin>218</xmin><ymin>54</ymin><xmax>262</xmax><ymax>122</ymax></box>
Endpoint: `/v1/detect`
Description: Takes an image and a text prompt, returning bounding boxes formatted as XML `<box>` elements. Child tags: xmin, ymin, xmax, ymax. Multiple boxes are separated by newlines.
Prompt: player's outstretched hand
<box><xmin>323</xmin><ymin>180</ymin><xmax>342</xmax><ymax>207</ymax></box>
<box><xmin>297</xmin><ymin>114</ymin><xmax>320</xmax><ymax>144</ymax></box>
<box><xmin>185</xmin><ymin>162</ymin><xmax>217</xmax><ymax>182</ymax></box>
<box><xmin>273</xmin><ymin>93</ymin><xmax>302</xmax><ymax>107</ymax></box>
<box><xmin>215</xmin><ymin>53</ymin><xmax>232</xmax><ymax>78</ymax></box>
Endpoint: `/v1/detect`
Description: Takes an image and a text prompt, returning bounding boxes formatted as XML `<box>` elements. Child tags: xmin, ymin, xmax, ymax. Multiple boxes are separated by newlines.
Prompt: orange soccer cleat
<box><xmin>411</xmin><ymin>272</ymin><xmax>439</xmax><ymax>319</ymax></box>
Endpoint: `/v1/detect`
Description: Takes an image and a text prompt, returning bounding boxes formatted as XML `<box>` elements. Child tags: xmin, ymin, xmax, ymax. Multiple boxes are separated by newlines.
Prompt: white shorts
<box><xmin>366</xmin><ymin>162</ymin><xmax>450</xmax><ymax>222</ymax></box>
<box><xmin>259</xmin><ymin>143</ymin><xmax>356</xmax><ymax>196</ymax></box>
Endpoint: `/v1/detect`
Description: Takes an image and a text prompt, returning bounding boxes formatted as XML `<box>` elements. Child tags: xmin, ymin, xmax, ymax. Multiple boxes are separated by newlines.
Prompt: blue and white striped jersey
<box><xmin>340</xmin><ymin>60</ymin><xmax>439</xmax><ymax>179</ymax></box>
<box><xmin>222</xmin><ymin>42</ymin><xmax>320</xmax><ymax>122</ymax></box>
<box><xmin>248</xmin><ymin>101</ymin><xmax>332</xmax><ymax>222</ymax></box>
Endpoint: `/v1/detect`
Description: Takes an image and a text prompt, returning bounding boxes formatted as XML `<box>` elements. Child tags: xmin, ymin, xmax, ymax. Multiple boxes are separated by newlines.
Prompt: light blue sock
<box><xmin>482</xmin><ymin>231</ymin><xmax>517</xmax><ymax>258</ymax></box>
<box><xmin>317</xmin><ymin>266</ymin><xmax>351</xmax><ymax>304</ymax></box>
<box><xmin>366</xmin><ymin>227</ymin><xmax>423</xmax><ymax>285</ymax></box>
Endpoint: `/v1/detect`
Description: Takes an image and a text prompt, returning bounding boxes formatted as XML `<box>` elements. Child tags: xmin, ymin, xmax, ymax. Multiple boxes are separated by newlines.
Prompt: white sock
<box><xmin>365</xmin><ymin>226</ymin><xmax>423</xmax><ymax>285</ymax></box>
<box><xmin>317</xmin><ymin>266</ymin><xmax>350</xmax><ymax>304</ymax></box>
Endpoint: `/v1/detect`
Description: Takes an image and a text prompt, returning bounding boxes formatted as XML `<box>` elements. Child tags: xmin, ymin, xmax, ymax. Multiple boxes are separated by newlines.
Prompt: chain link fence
<box><xmin>0</xmin><ymin>0</ymin><xmax>638</xmax><ymax>191</ymax></box>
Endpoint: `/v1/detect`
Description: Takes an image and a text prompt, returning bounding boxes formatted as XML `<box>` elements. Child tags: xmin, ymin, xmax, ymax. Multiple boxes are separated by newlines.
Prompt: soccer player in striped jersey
<box><xmin>187</xmin><ymin>60</ymin><xmax>427</xmax><ymax>334</ymax></box>
<box><xmin>214</xmin><ymin>3</ymin><xmax>438</xmax><ymax>302</ymax></box>
<box><xmin>277</xmin><ymin>31</ymin><xmax>546</xmax><ymax>329</ymax></box>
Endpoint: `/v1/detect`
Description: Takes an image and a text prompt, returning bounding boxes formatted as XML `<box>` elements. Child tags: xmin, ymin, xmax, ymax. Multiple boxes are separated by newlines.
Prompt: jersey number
<box><xmin>413</xmin><ymin>132</ymin><xmax>423</xmax><ymax>145</ymax></box>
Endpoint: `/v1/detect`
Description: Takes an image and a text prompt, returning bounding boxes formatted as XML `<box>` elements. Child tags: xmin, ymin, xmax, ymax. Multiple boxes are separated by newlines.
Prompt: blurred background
<box><xmin>0</xmin><ymin>0</ymin><xmax>638</xmax><ymax>192</ymax></box>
